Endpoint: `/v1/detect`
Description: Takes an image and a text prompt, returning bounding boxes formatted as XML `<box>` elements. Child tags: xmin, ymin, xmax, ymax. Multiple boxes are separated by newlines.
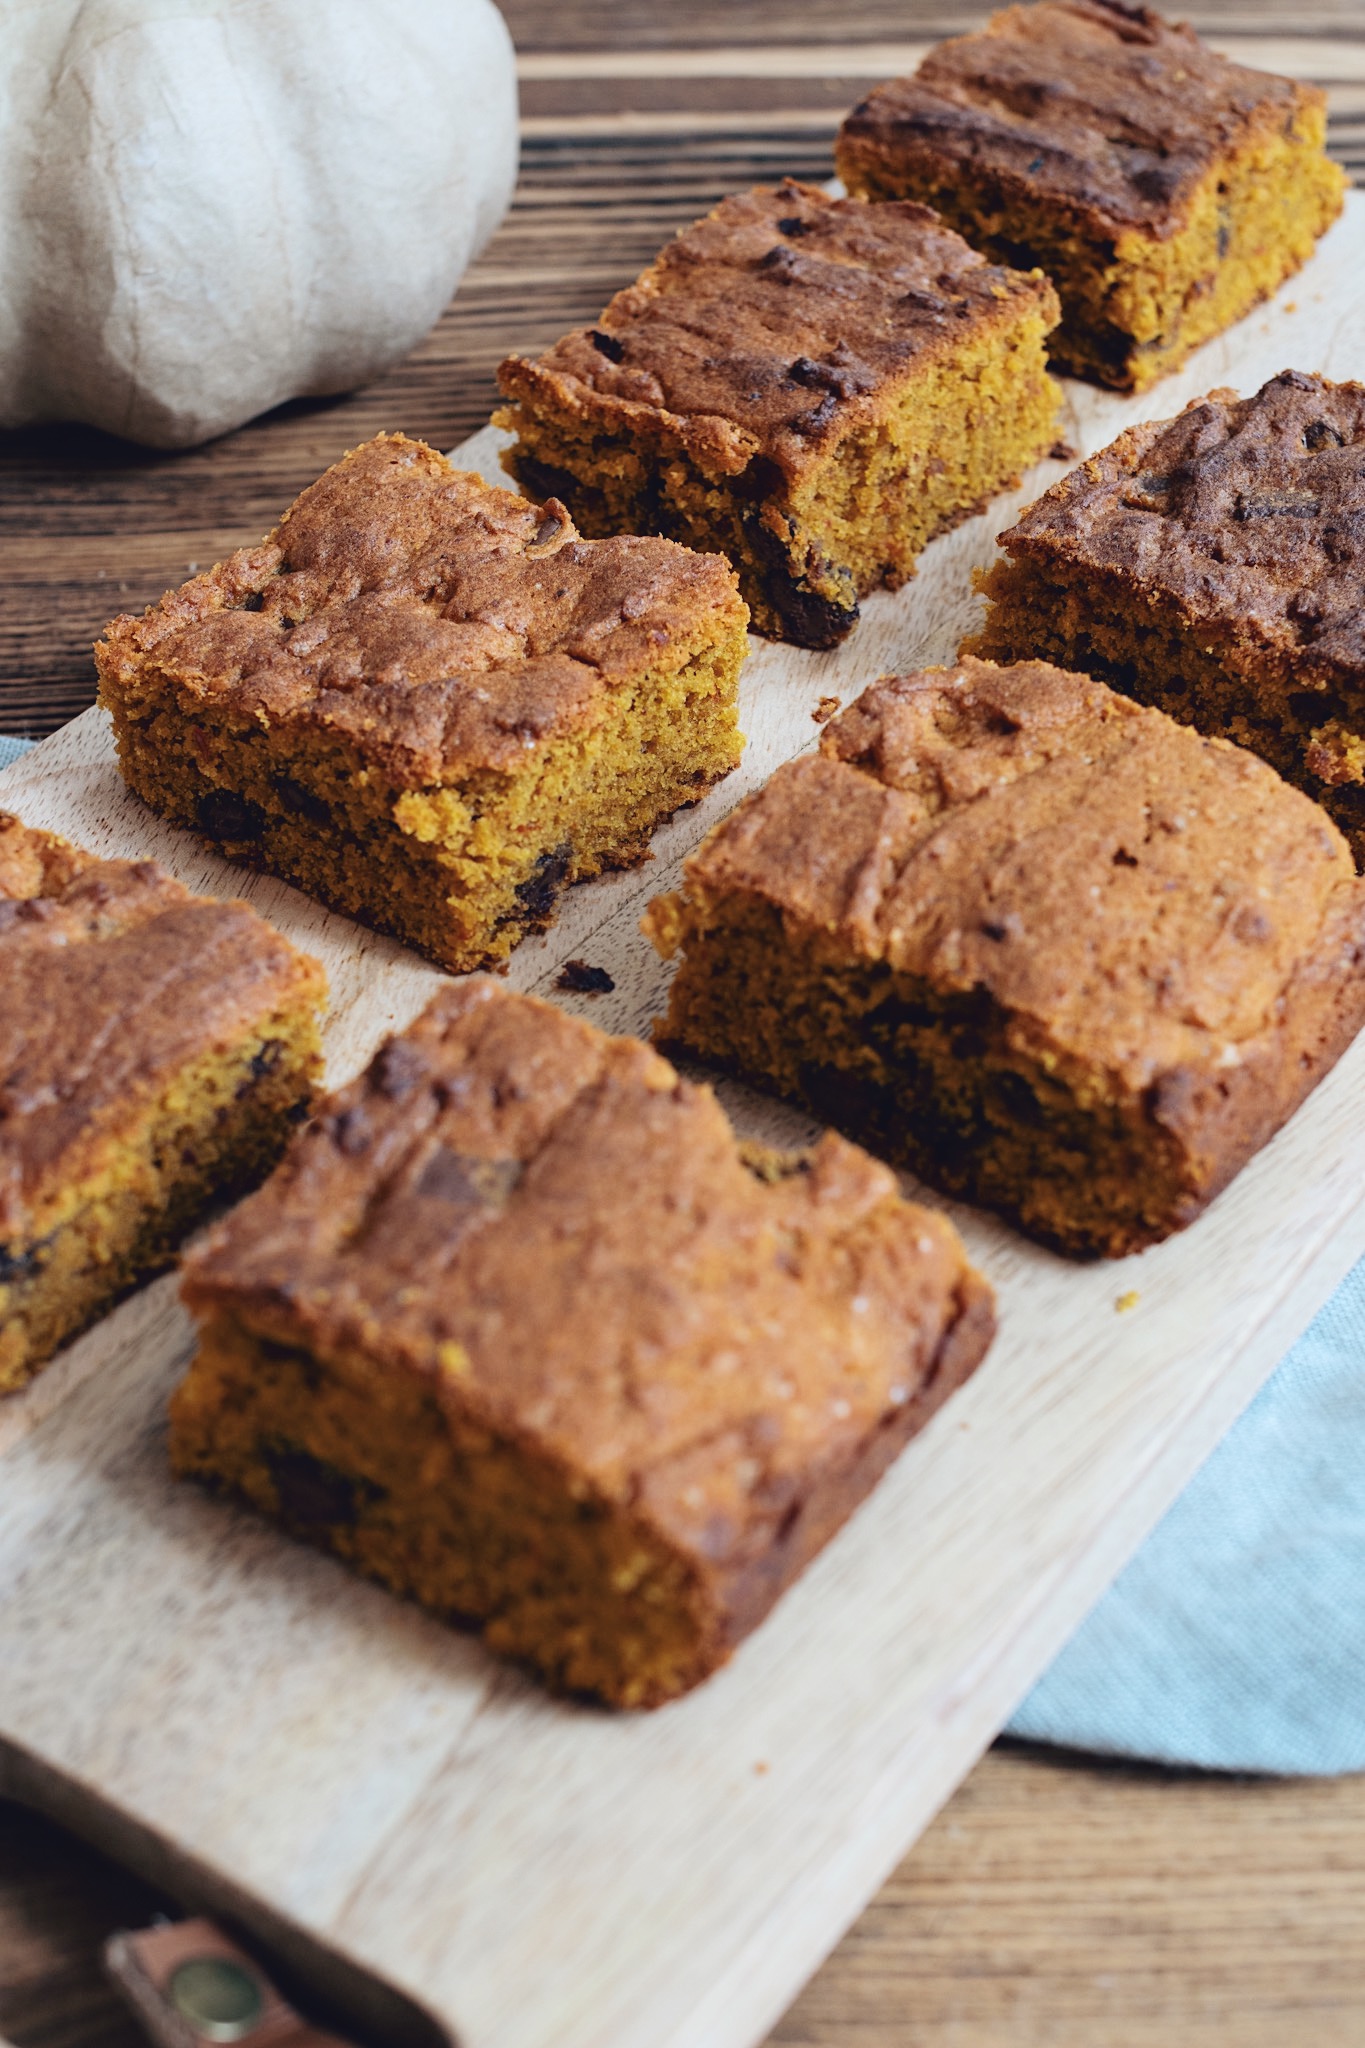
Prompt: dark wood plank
<box><xmin>502</xmin><ymin>3</ymin><xmax>1365</xmax><ymax>48</ymax></box>
<box><xmin>772</xmin><ymin>1744</ymin><xmax>1365</xmax><ymax>2048</ymax></box>
<box><xmin>0</xmin><ymin>1803</ymin><xmax>166</xmax><ymax>2048</ymax></box>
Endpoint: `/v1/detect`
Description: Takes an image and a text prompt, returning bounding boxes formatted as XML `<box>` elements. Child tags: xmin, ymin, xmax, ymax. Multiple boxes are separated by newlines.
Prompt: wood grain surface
<box><xmin>7</xmin><ymin>1744</ymin><xmax>1365</xmax><ymax>2048</ymax></box>
<box><xmin>3</xmin><ymin>5</ymin><xmax>1364</xmax><ymax>2046</ymax></box>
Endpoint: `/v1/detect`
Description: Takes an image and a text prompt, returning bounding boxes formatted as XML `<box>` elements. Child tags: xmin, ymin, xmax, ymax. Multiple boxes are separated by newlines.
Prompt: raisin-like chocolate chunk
<box><xmin>514</xmin><ymin>844</ymin><xmax>573</xmax><ymax>924</ymax></box>
<box><xmin>196</xmin><ymin>787</ymin><xmax>266</xmax><ymax>842</ymax></box>
<box><xmin>264</xmin><ymin>1444</ymin><xmax>381</xmax><ymax>1530</ymax></box>
<box><xmin>556</xmin><ymin>960</ymin><xmax>615</xmax><ymax>994</ymax></box>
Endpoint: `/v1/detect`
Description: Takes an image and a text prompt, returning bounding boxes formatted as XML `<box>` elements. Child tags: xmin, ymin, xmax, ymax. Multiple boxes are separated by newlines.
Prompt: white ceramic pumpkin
<box><xmin>0</xmin><ymin>0</ymin><xmax>518</xmax><ymax>447</ymax></box>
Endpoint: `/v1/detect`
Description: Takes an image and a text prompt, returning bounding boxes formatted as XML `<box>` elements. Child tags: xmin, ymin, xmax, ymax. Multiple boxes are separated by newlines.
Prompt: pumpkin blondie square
<box><xmin>836</xmin><ymin>0</ymin><xmax>1344</xmax><ymax>393</ymax></box>
<box><xmin>171</xmin><ymin>980</ymin><xmax>995</xmax><ymax>1707</ymax></box>
<box><xmin>96</xmin><ymin>435</ymin><xmax>748</xmax><ymax>974</ymax></box>
<box><xmin>0</xmin><ymin>812</ymin><xmax>325</xmax><ymax>1393</ymax></box>
<box><xmin>645</xmin><ymin>659</ymin><xmax>1365</xmax><ymax>1258</ymax></box>
<box><xmin>496</xmin><ymin>179</ymin><xmax>1060</xmax><ymax>648</ymax></box>
<box><xmin>970</xmin><ymin>372</ymin><xmax>1365</xmax><ymax>863</ymax></box>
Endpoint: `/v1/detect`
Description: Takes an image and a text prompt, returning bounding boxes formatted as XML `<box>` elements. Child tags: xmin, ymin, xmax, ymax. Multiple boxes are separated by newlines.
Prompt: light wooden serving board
<box><xmin>3</xmin><ymin>197</ymin><xmax>1365</xmax><ymax>2048</ymax></box>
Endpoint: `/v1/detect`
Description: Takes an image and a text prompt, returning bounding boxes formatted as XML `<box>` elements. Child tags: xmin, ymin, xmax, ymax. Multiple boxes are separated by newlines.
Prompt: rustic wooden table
<box><xmin>3</xmin><ymin>5</ymin><xmax>1364</xmax><ymax>2044</ymax></box>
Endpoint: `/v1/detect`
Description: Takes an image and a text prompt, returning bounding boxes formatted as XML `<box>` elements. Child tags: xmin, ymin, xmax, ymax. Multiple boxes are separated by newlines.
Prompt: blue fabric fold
<box><xmin>1006</xmin><ymin>1267</ymin><xmax>1365</xmax><ymax>1775</ymax></box>
<box><xmin>3</xmin><ymin>727</ymin><xmax>1362</xmax><ymax>1773</ymax></box>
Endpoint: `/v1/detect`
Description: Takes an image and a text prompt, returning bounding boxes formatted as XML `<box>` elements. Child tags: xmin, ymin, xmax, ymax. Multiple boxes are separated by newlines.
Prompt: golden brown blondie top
<box><xmin>995</xmin><ymin>372</ymin><xmax>1365</xmax><ymax>679</ymax></box>
<box><xmin>840</xmin><ymin>0</ymin><xmax>1313</xmax><ymax>240</ymax></box>
<box><xmin>498</xmin><ymin>180</ymin><xmax>1056</xmax><ymax>488</ymax></box>
<box><xmin>682</xmin><ymin>658</ymin><xmax>1360</xmax><ymax>1089</ymax></box>
<box><xmin>95</xmin><ymin>435</ymin><xmax>745</xmax><ymax>784</ymax></box>
<box><xmin>0</xmin><ymin>813</ymin><xmax>323</xmax><ymax>1234</ymax></box>
<box><xmin>182</xmin><ymin>979</ymin><xmax>981</xmax><ymax>1528</ymax></box>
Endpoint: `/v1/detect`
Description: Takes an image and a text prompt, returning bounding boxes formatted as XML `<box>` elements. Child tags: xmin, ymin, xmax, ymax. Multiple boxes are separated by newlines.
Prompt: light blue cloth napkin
<box><xmin>0</xmin><ymin>734</ymin><xmax>30</xmax><ymax>771</ymax></box>
<box><xmin>2</xmin><ymin>729</ymin><xmax>1361</xmax><ymax>1774</ymax></box>
<box><xmin>1006</xmin><ymin>1272</ymin><xmax>1365</xmax><ymax>1774</ymax></box>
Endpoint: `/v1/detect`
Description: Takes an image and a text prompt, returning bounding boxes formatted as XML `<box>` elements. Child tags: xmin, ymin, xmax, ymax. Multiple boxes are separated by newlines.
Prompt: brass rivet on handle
<box><xmin>167</xmin><ymin>1957</ymin><xmax>265</xmax><ymax>2041</ymax></box>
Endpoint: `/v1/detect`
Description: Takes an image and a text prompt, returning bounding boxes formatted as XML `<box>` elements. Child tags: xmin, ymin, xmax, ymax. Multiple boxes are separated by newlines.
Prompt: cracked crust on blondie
<box><xmin>171</xmin><ymin>979</ymin><xmax>994</xmax><ymax>1706</ymax></box>
<box><xmin>96</xmin><ymin>435</ymin><xmax>749</xmax><ymax>973</ymax></box>
<box><xmin>646</xmin><ymin>658</ymin><xmax>1365</xmax><ymax>1256</ymax></box>
<box><xmin>497</xmin><ymin>180</ymin><xmax>1059</xmax><ymax>647</ymax></box>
